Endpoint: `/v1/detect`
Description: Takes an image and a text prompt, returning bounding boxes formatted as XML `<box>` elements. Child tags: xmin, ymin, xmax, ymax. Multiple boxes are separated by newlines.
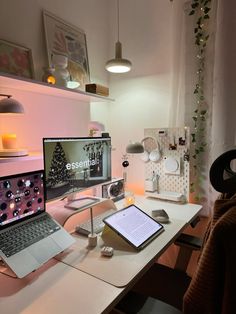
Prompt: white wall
<box><xmin>0</xmin><ymin>0</ymin><xmax>179</xmax><ymax>192</ymax></box>
<box><xmin>102</xmin><ymin>0</ymin><xmax>174</xmax><ymax>192</ymax></box>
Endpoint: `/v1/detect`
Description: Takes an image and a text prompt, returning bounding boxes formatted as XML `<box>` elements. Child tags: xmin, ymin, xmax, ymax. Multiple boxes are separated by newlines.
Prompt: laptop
<box><xmin>0</xmin><ymin>170</ymin><xmax>75</xmax><ymax>278</ymax></box>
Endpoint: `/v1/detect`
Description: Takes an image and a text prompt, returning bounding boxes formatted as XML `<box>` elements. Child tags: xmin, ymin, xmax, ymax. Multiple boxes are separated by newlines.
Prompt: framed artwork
<box><xmin>0</xmin><ymin>39</ymin><xmax>34</xmax><ymax>79</ymax></box>
<box><xmin>43</xmin><ymin>10</ymin><xmax>90</xmax><ymax>88</ymax></box>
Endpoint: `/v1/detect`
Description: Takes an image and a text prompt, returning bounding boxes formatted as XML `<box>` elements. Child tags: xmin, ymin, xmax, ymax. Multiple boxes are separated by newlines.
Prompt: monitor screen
<box><xmin>43</xmin><ymin>137</ymin><xmax>112</xmax><ymax>202</ymax></box>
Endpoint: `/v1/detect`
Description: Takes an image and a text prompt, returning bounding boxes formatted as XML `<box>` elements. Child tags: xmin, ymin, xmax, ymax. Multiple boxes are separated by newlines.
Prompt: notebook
<box><xmin>0</xmin><ymin>170</ymin><xmax>75</xmax><ymax>278</ymax></box>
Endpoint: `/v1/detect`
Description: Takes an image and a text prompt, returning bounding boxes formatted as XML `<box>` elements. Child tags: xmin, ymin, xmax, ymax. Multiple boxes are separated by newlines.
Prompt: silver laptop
<box><xmin>0</xmin><ymin>170</ymin><xmax>75</xmax><ymax>278</ymax></box>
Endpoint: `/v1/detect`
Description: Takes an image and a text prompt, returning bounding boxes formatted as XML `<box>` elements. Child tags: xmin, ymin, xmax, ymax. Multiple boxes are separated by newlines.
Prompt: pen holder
<box><xmin>145</xmin><ymin>179</ymin><xmax>157</xmax><ymax>192</ymax></box>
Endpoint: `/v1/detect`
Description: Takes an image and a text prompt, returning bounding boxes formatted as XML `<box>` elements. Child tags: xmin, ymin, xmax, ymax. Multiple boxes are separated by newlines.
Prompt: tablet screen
<box><xmin>103</xmin><ymin>204</ymin><xmax>164</xmax><ymax>249</ymax></box>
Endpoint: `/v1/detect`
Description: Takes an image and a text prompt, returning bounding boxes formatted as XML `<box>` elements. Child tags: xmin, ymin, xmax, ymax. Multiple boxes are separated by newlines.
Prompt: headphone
<box><xmin>140</xmin><ymin>136</ymin><xmax>161</xmax><ymax>162</ymax></box>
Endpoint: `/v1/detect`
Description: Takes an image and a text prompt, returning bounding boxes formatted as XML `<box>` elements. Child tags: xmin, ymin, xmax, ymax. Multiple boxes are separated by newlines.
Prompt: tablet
<box><xmin>103</xmin><ymin>204</ymin><xmax>164</xmax><ymax>250</ymax></box>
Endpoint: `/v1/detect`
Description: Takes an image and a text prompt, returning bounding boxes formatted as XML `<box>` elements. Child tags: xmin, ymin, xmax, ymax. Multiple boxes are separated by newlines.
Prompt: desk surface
<box><xmin>0</xmin><ymin>196</ymin><xmax>202</xmax><ymax>314</ymax></box>
<box><xmin>0</xmin><ymin>259</ymin><xmax>122</xmax><ymax>314</ymax></box>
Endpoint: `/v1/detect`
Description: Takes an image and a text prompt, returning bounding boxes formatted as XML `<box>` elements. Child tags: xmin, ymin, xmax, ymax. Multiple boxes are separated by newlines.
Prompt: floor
<box><xmin>158</xmin><ymin>216</ymin><xmax>209</xmax><ymax>277</ymax></box>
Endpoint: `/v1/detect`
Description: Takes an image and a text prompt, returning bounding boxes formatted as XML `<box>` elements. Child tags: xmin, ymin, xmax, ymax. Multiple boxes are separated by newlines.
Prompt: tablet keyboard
<box><xmin>75</xmin><ymin>208</ymin><xmax>117</xmax><ymax>236</ymax></box>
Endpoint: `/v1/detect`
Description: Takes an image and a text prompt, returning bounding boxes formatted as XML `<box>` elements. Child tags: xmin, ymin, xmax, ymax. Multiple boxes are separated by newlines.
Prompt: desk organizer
<box><xmin>143</xmin><ymin>127</ymin><xmax>190</xmax><ymax>202</ymax></box>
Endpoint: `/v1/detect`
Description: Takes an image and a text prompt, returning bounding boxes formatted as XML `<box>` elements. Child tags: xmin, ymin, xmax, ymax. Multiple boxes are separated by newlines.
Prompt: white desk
<box><xmin>0</xmin><ymin>196</ymin><xmax>202</xmax><ymax>314</ymax></box>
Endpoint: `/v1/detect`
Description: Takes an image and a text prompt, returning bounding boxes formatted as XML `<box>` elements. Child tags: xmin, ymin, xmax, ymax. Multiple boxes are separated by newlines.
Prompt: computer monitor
<box><xmin>43</xmin><ymin>137</ymin><xmax>112</xmax><ymax>209</ymax></box>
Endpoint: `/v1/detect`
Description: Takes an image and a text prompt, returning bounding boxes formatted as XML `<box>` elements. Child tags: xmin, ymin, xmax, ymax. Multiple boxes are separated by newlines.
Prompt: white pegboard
<box><xmin>143</xmin><ymin>127</ymin><xmax>190</xmax><ymax>202</ymax></box>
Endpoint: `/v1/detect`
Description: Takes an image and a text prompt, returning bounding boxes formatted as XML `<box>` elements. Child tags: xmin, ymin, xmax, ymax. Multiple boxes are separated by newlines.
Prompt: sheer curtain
<box><xmin>211</xmin><ymin>0</ymin><xmax>236</xmax><ymax>161</ymax></box>
<box><xmin>169</xmin><ymin>0</ymin><xmax>236</xmax><ymax>215</ymax></box>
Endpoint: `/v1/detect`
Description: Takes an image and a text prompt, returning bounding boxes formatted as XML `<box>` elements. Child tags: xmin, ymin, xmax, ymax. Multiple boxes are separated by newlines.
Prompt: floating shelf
<box><xmin>0</xmin><ymin>72</ymin><xmax>114</xmax><ymax>102</ymax></box>
<box><xmin>0</xmin><ymin>151</ymin><xmax>42</xmax><ymax>163</ymax></box>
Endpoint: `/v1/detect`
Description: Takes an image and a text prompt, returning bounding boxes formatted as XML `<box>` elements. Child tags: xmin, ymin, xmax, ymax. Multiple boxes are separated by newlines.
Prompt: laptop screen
<box><xmin>0</xmin><ymin>170</ymin><xmax>45</xmax><ymax>229</ymax></box>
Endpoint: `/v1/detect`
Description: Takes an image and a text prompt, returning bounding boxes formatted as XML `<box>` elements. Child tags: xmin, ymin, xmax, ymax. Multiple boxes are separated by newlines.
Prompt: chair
<box><xmin>114</xmin><ymin>150</ymin><xmax>236</xmax><ymax>313</ymax></box>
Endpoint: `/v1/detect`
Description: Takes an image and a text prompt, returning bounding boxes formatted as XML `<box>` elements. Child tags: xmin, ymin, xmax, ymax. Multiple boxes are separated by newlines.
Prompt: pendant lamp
<box><xmin>105</xmin><ymin>0</ymin><xmax>132</xmax><ymax>73</ymax></box>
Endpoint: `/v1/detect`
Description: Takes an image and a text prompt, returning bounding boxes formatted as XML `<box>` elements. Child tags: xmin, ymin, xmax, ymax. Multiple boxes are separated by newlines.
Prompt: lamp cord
<box><xmin>117</xmin><ymin>0</ymin><xmax>120</xmax><ymax>41</ymax></box>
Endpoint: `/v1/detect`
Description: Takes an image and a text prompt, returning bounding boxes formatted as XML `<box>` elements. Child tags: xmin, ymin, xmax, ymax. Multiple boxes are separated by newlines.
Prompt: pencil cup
<box><xmin>88</xmin><ymin>233</ymin><xmax>97</xmax><ymax>247</ymax></box>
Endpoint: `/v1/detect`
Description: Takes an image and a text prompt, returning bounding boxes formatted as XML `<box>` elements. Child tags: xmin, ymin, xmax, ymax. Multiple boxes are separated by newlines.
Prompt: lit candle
<box><xmin>124</xmin><ymin>191</ymin><xmax>135</xmax><ymax>206</ymax></box>
<box><xmin>2</xmin><ymin>134</ymin><xmax>17</xmax><ymax>149</ymax></box>
<box><xmin>47</xmin><ymin>75</ymin><xmax>56</xmax><ymax>85</ymax></box>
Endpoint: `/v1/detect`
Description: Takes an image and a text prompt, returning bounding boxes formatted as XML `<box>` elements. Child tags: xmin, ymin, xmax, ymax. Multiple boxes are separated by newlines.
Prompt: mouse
<box><xmin>151</xmin><ymin>209</ymin><xmax>169</xmax><ymax>223</ymax></box>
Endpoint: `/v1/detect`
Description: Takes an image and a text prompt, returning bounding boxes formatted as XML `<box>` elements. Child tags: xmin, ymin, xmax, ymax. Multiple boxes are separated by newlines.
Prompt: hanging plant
<box><xmin>188</xmin><ymin>0</ymin><xmax>212</xmax><ymax>202</ymax></box>
<box><xmin>170</xmin><ymin>0</ymin><xmax>212</xmax><ymax>201</ymax></box>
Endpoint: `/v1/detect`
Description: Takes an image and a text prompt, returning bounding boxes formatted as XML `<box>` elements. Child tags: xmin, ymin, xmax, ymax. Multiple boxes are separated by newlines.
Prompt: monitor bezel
<box><xmin>42</xmin><ymin>136</ymin><xmax>112</xmax><ymax>203</ymax></box>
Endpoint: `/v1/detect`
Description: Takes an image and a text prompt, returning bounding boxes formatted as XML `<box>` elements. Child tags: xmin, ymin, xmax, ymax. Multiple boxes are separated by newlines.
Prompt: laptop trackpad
<box><xmin>28</xmin><ymin>237</ymin><xmax>61</xmax><ymax>264</ymax></box>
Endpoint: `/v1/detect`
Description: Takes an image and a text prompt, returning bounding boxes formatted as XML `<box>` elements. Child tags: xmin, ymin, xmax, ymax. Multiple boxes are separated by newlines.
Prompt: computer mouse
<box><xmin>151</xmin><ymin>209</ymin><xmax>169</xmax><ymax>223</ymax></box>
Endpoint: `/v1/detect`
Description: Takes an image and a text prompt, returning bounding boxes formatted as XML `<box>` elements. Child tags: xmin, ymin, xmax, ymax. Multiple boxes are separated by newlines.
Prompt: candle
<box><xmin>124</xmin><ymin>191</ymin><xmax>135</xmax><ymax>206</ymax></box>
<box><xmin>2</xmin><ymin>134</ymin><xmax>17</xmax><ymax>149</ymax></box>
<box><xmin>47</xmin><ymin>75</ymin><xmax>56</xmax><ymax>85</ymax></box>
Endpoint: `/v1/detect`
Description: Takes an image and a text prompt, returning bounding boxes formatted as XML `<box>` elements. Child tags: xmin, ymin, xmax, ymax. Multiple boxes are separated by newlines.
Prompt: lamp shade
<box><xmin>105</xmin><ymin>58</ymin><xmax>132</xmax><ymax>73</ymax></box>
<box><xmin>105</xmin><ymin>0</ymin><xmax>132</xmax><ymax>74</ymax></box>
<box><xmin>0</xmin><ymin>95</ymin><xmax>24</xmax><ymax>114</ymax></box>
<box><xmin>126</xmin><ymin>142</ymin><xmax>144</xmax><ymax>154</ymax></box>
<box><xmin>106</xmin><ymin>41</ymin><xmax>132</xmax><ymax>74</ymax></box>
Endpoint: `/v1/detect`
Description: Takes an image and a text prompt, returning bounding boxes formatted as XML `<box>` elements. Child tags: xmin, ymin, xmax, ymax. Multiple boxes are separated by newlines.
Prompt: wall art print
<box><xmin>43</xmin><ymin>10</ymin><xmax>90</xmax><ymax>88</ymax></box>
<box><xmin>0</xmin><ymin>39</ymin><xmax>34</xmax><ymax>79</ymax></box>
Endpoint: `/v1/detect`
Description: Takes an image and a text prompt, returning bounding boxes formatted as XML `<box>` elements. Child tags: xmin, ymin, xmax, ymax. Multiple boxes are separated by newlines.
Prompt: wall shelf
<box><xmin>0</xmin><ymin>73</ymin><xmax>114</xmax><ymax>102</ymax></box>
<box><xmin>0</xmin><ymin>151</ymin><xmax>42</xmax><ymax>163</ymax></box>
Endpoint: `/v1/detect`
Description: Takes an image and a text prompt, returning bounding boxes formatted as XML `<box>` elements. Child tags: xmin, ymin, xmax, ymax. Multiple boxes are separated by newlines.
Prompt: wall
<box><xmin>96</xmin><ymin>0</ymin><xmax>175</xmax><ymax>193</ymax></box>
<box><xmin>0</xmin><ymin>0</ymin><xmax>110</xmax><ymax>158</ymax></box>
<box><xmin>0</xmin><ymin>0</ymin><xmax>180</xmax><ymax>192</ymax></box>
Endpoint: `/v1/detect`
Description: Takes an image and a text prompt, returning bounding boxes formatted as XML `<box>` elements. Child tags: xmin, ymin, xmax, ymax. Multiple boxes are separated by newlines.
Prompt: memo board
<box><xmin>143</xmin><ymin>127</ymin><xmax>190</xmax><ymax>202</ymax></box>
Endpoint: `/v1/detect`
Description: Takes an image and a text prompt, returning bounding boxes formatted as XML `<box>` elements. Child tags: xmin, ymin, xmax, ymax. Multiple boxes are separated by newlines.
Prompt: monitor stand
<box><xmin>64</xmin><ymin>194</ymin><xmax>100</xmax><ymax>211</ymax></box>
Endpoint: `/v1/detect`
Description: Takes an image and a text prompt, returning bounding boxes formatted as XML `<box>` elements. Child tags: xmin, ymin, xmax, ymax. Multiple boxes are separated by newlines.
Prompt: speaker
<box><xmin>102</xmin><ymin>178</ymin><xmax>125</xmax><ymax>202</ymax></box>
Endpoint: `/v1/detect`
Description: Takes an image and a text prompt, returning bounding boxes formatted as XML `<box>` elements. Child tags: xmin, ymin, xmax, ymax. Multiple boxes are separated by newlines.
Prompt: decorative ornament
<box><xmin>122</xmin><ymin>160</ymin><xmax>129</xmax><ymax>168</ymax></box>
<box><xmin>122</xmin><ymin>154</ymin><xmax>129</xmax><ymax>168</ymax></box>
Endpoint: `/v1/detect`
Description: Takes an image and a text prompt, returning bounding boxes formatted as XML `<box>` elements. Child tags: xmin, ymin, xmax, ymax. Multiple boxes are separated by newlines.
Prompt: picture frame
<box><xmin>43</xmin><ymin>10</ymin><xmax>90</xmax><ymax>88</ymax></box>
<box><xmin>0</xmin><ymin>39</ymin><xmax>34</xmax><ymax>79</ymax></box>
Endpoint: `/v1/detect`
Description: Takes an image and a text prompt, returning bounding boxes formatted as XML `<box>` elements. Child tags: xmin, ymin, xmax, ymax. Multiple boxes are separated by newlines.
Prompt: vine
<box><xmin>170</xmin><ymin>0</ymin><xmax>212</xmax><ymax>201</ymax></box>
<box><xmin>189</xmin><ymin>0</ymin><xmax>212</xmax><ymax>201</ymax></box>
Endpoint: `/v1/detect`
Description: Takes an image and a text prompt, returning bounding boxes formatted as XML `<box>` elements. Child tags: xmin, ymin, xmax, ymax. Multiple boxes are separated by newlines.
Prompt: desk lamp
<box><xmin>122</xmin><ymin>141</ymin><xmax>144</xmax><ymax>205</ymax></box>
<box><xmin>126</xmin><ymin>141</ymin><xmax>144</xmax><ymax>154</ymax></box>
<box><xmin>0</xmin><ymin>94</ymin><xmax>28</xmax><ymax>157</ymax></box>
<box><xmin>123</xmin><ymin>141</ymin><xmax>144</xmax><ymax>176</ymax></box>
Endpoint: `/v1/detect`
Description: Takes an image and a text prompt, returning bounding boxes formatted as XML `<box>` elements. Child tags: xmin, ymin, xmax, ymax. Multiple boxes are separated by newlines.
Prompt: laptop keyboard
<box><xmin>0</xmin><ymin>215</ymin><xmax>60</xmax><ymax>257</ymax></box>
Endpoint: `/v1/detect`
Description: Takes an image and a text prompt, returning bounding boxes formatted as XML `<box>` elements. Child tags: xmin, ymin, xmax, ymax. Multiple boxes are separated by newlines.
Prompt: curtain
<box><xmin>169</xmin><ymin>0</ymin><xmax>236</xmax><ymax>216</ymax></box>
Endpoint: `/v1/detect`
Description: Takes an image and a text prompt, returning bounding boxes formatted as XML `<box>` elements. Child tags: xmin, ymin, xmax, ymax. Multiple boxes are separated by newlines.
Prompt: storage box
<box><xmin>85</xmin><ymin>84</ymin><xmax>109</xmax><ymax>96</ymax></box>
